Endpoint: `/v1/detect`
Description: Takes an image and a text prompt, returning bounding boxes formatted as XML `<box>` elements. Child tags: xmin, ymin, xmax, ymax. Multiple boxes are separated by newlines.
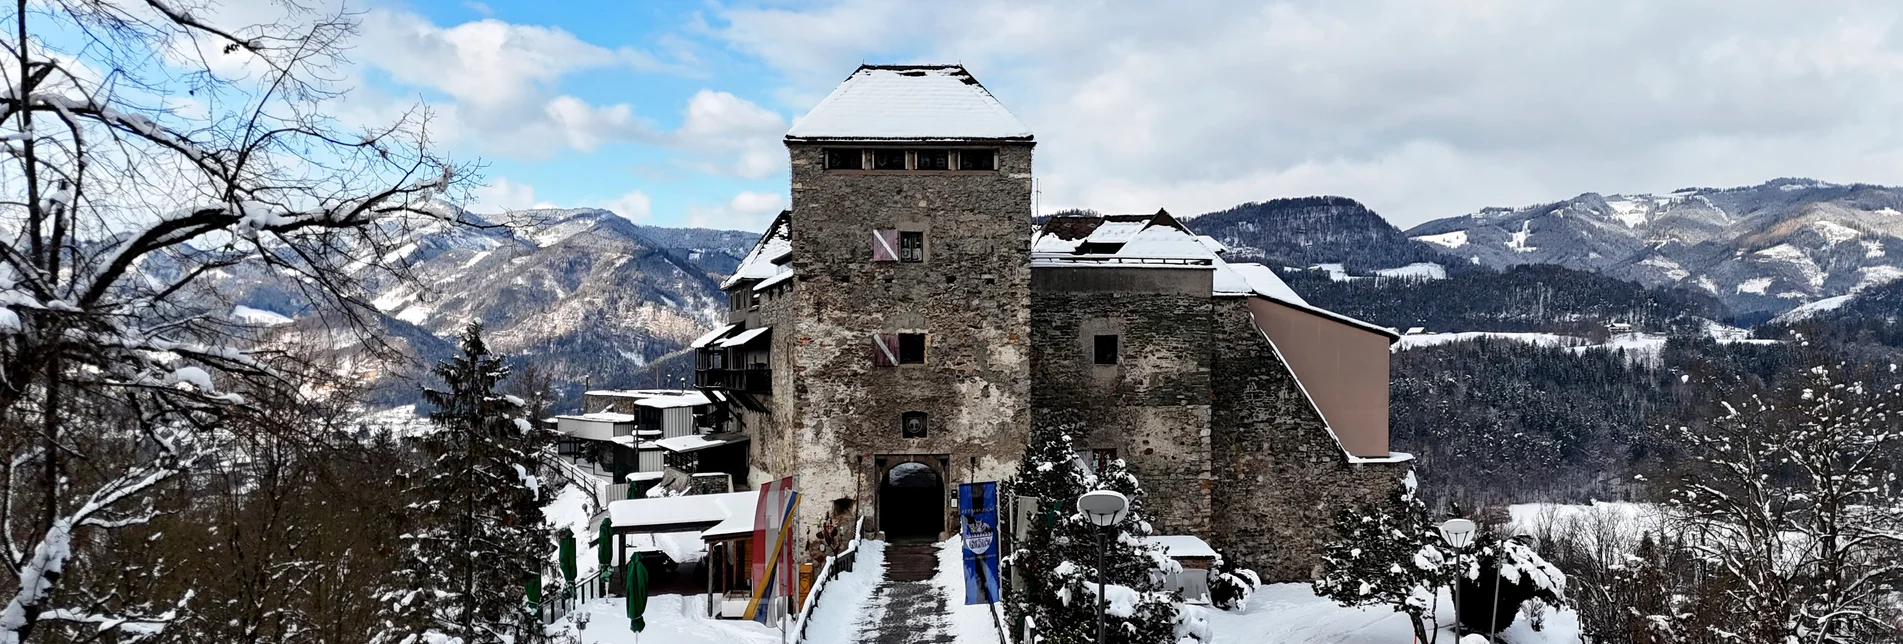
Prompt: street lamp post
<box><xmin>1438</xmin><ymin>518</ymin><xmax>1477</xmax><ymax>642</ymax></box>
<box><xmin>1077</xmin><ymin>490</ymin><xmax>1130</xmax><ymax>644</ymax></box>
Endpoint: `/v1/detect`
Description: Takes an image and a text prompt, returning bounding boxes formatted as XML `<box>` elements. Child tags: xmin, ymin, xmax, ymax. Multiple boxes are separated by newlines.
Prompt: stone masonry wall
<box><xmin>782</xmin><ymin>143</ymin><xmax>1034</xmax><ymax>552</ymax></box>
<box><xmin>1208</xmin><ymin>297</ymin><xmax>1408</xmax><ymax>582</ymax></box>
<box><xmin>1029</xmin><ymin>266</ymin><xmax>1215</xmax><ymax>536</ymax></box>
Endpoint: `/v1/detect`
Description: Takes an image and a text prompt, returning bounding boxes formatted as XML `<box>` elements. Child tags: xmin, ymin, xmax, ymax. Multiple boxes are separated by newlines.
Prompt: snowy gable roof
<box><xmin>1032</xmin><ymin>211</ymin><xmax>1396</xmax><ymax>339</ymax></box>
<box><xmin>720</xmin><ymin>211</ymin><xmax>792</xmax><ymax>290</ymax></box>
<box><xmin>609</xmin><ymin>491</ymin><xmax>757</xmax><ymax>533</ymax></box>
<box><xmin>785</xmin><ymin>65</ymin><xmax>1033</xmax><ymax>142</ymax></box>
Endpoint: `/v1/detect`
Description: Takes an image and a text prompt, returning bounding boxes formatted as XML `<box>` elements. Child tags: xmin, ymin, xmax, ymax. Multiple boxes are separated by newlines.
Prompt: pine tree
<box><xmin>1004</xmin><ymin>423</ymin><xmax>1206</xmax><ymax>644</ymax></box>
<box><xmin>1312</xmin><ymin>472</ymin><xmax>1452</xmax><ymax>644</ymax></box>
<box><xmin>383</xmin><ymin>323</ymin><xmax>558</xmax><ymax>643</ymax></box>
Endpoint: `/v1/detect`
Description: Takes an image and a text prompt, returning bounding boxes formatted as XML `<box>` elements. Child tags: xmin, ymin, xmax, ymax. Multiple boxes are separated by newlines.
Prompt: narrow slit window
<box><xmin>914</xmin><ymin>149</ymin><xmax>949</xmax><ymax>170</ymax></box>
<box><xmin>1093</xmin><ymin>334</ymin><xmax>1119</xmax><ymax>365</ymax></box>
<box><xmin>899</xmin><ymin>231</ymin><xmax>924</xmax><ymax>262</ymax></box>
<box><xmin>872</xmin><ymin>149</ymin><xmax>906</xmax><ymax>170</ymax></box>
<box><xmin>825</xmin><ymin>148</ymin><xmax>864</xmax><ymax>170</ymax></box>
<box><xmin>898</xmin><ymin>333</ymin><xmax>926</xmax><ymax>364</ymax></box>
<box><xmin>958</xmin><ymin>149</ymin><xmax>996</xmax><ymax>171</ymax></box>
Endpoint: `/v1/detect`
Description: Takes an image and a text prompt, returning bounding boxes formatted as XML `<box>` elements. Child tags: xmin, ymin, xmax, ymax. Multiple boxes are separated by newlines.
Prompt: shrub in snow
<box><xmin>1206</xmin><ymin>553</ymin><xmax>1259</xmax><ymax>611</ymax></box>
<box><xmin>1312</xmin><ymin>473</ymin><xmax>1454</xmax><ymax>644</ymax></box>
<box><xmin>1004</xmin><ymin>422</ymin><xmax>1200</xmax><ymax>643</ymax></box>
<box><xmin>381</xmin><ymin>324</ymin><xmax>561</xmax><ymax>643</ymax></box>
<box><xmin>1451</xmin><ymin>535</ymin><xmax>1566</xmax><ymax>635</ymax></box>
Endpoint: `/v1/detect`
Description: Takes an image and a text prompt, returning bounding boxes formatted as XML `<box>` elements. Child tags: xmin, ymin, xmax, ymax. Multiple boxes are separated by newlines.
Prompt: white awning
<box><xmin>717</xmin><ymin>326</ymin><xmax>771</xmax><ymax>348</ymax></box>
<box><xmin>689</xmin><ymin>324</ymin><xmax>737</xmax><ymax>349</ymax></box>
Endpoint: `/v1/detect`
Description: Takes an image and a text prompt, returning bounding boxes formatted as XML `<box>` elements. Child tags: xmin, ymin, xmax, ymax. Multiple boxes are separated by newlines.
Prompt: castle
<box><xmin>619</xmin><ymin>65</ymin><xmax>1410</xmax><ymax>581</ymax></box>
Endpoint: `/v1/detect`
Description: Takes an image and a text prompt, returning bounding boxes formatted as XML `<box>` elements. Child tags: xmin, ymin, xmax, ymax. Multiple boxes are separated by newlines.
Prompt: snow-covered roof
<box><xmin>689</xmin><ymin>324</ymin><xmax>738</xmax><ymax>349</ymax></box>
<box><xmin>1032</xmin><ymin>212</ymin><xmax>1396</xmax><ymax>338</ymax></box>
<box><xmin>654</xmin><ymin>432</ymin><xmax>749</xmax><ymax>454</ymax></box>
<box><xmin>721</xmin><ymin>211</ymin><xmax>791</xmax><ymax>290</ymax></box>
<box><xmin>785</xmin><ymin>65</ymin><xmax>1032</xmax><ymax>142</ymax></box>
<box><xmin>752</xmin><ymin>269</ymin><xmax>795</xmax><ymax>292</ymax></box>
<box><xmin>716</xmin><ymin>326</ymin><xmax>770</xmax><ymax>348</ymax></box>
<box><xmin>609</xmin><ymin>491</ymin><xmax>757</xmax><ymax>533</ymax></box>
<box><xmin>626</xmin><ymin>471</ymin><xmax>665</xmax><ymax>482</ymax></box>
<box><xmin>1142</xmin><ymin>535</ymin><xmax>1217</xmax><ymax>559</ymax></box>
<box><xmin>551</xmin><ymin>411</ymin><xmax>637</xmax><ymax>423</ymax></box>
<box><xmin>634</xmin><ymin>391</ymin><xmax>711</xmax><ymax>409</ymax></box>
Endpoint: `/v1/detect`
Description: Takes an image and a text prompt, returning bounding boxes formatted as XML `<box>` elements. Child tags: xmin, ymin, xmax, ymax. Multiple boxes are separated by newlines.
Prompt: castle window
<box><xmin>825</xmin><ymin>148</ymin><xmax>863</xmax><ymax>170</ymax></box>
<box><xmin>872</xmin><ymin>149</ymin><xmax>906</xmax><ymax>171</ymax></box>
<box><xmin>901</xmin><ymin>411</ymin><xmax>928</xmax><ymax>439</ymax></box>
<box><xmin>958</xmin><ymin>149</ymin><xmax>996</xmax><ymax>171</ymax></box>
<box><xmin>914</xmin><ymin>149</ymin><xmax>949</xmax><ymax>170</ymax></box>
<box><xmin>1090</xmin><ymin>448</ymin><xmax>1118</xmax><ymax>472</ymax></box>
<box><xmin>898</xmin><ymin>333</ymin><xmax>927</xmax><ymax>364</ymax></box>
<box><xmin>899</xmin><ymin>231</ymin><xmax>924</xmax><ymax>262</ymax></box>
<box><xmin>728</xmin><ymin>290</ymin><xmax>748</xmax><ymax>311</ymax></box>
<box><xmin>1094</xmin><ymin>334</ymin><xmax>1120</xmax><ymax>365</ymax></box>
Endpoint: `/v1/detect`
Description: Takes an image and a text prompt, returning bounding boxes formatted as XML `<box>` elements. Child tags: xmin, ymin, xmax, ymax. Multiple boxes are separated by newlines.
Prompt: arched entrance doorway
<box><xmin>880</xmin><ymin>461</ymin><xmax>944</xmax><ymax>542</ymax></box>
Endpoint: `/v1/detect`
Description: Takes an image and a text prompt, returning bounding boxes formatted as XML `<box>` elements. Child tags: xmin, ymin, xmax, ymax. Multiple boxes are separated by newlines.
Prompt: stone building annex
<box><xmin>585</xmin><ymin>64</ymin><xmax>1413</xmax><ymax>583</ymax></box>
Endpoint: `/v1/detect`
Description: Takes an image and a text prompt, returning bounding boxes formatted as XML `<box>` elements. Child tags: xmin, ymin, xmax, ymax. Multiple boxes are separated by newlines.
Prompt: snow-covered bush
<box><xmin>1206</xmin><ymin>553</ymin><xmax>1260</xmax><ymax>611</ymax></box>
<box><xmin>1311</xmin><ymin>471</ymin><xmax>1453</xmax><ymax>644</ymax></box>
<box><xmin>1005</xmin><ymin>423</ymin><xmax>1202</xmax><ymax>643</ymax></box>
<box><xmin>1452</xmin><ymin>534</ymin><xmax>1566</xmax><ymax>635</ymax></box>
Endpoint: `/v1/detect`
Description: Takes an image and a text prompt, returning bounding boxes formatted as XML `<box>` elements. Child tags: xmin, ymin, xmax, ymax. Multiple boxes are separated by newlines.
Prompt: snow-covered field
<box><xmin>1204</xmin><ymin>583</ymin><xmax>1578</xmax><ymax>644</ymax></box>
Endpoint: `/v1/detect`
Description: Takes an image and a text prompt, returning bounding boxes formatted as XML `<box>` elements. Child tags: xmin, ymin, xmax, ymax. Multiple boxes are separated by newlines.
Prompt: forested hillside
<box><xmin>1285</xmin><ymin>264</ymin><xmax>1731</xmax><ymax>335</ymax></box>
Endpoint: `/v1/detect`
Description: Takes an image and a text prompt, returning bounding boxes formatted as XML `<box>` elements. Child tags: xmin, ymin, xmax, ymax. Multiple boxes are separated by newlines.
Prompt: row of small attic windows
<box><xmin>824</xmin><ymin>148</ymin><xmax>997</xmax><ymax>171</ymax></box>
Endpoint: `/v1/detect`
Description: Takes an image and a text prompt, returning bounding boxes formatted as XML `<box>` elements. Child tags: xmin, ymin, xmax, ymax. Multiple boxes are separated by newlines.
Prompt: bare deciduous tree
<box><xmin>0</xmin><ymin>0</ymin><xmax>475</xmax><ymax>639</ymax></box>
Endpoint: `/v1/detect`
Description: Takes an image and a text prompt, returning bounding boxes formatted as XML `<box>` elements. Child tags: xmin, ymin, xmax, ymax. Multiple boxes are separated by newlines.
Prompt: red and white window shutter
<box><xmin>871</xmin><ymin>229</ymin><xmax>900</xmax><ymax>262</ymax></box>
<box><xmin>871</xmin><ymin>333</ymin><xmax>899</xmax><ymax>367</ymax></box>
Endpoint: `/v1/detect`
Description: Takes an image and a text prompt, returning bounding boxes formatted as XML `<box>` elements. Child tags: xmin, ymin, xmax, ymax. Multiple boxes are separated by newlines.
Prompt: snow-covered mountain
<box><xmin>1403</xmin><ymin>178</ymin><xmax>1903</xmax><ymax>318</ymax></box>
<box><xmin>1188</xmin><ymin>196</ymin><xmax>1453</xmax><ymax>272</ymax></box>
<box><xmin>201</xmin><ymin>208</ymin><xmax>758</xmax><ymax>403</ymax></box>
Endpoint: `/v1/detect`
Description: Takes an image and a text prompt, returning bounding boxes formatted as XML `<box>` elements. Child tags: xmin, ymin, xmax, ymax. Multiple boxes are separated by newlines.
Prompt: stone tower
<box><xmin>780</xmin><ymin>65</ymin><xmax>1034</xmax><ymax>544</ymax></box>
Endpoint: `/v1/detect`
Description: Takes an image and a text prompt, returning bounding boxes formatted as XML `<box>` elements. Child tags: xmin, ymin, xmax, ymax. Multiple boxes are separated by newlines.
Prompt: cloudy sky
<box><xmin>334</xmin><ymin>0</ymin><xmax>1903</xmax><ymax>231</ymax></box>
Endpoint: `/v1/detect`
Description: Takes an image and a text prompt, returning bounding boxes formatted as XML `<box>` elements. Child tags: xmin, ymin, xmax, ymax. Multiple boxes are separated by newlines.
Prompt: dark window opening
<box><xmin>901</xmin><ymin>411</ymin><xmax>928</xmax><ymax>439</ymax></box>
<box><xmin>899</xmin><ymin>231</ymin><xmax>924</xmax><ymax>262</ymax></box>
<box><xmin>1091</xmin><ymin>448</ymin><xmax>1118</xmax><ymax>472</ymax></box>
<box><xmin>959</xmin><ymin>149</ymin><xmax>996</xmax><ymax>171</ymax></box>
<box><xmin>872</xmin><ymin>149</ymin><xmax>906</xmax><ymax>170</ymax></box>
<box><xmin>728</xmin><ymin>290</ymin><xmax>748</xmax><ymax>311</ymax></box>
<box><xmin>1094</xmin><ymin>334</ymin><xmax>1120</xmax><ymax>365</ymax></box>
<box><xmin>898</xmin><ymin>333</ymin><xmax>926</xmax><ymax>364</ymax></box>
<box><xmin>825</xmin><ymin>148</ymin><xmax>863</xmax><ymax>170</ymax></box>
<box><xmin>1076</xmin><ymin>242</ymin><xmax>1125</xmax><ymax>255</ymax></box>
<box><xmin>914</xmin><ymin>149</ymin><xmax>949</xmax><ymax>170</ymax></box>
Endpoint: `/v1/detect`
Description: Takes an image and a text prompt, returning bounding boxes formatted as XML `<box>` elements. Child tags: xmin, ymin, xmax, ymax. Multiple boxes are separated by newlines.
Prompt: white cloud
<box><xmin>687</xmin><ymin>191</ymin><xmax>785</xmax><ymax>230</ymax></box>
<box><xmin>668</xmin><ymin>90</ymin><xmax>787</xmax><ymax>178</ymax></box>
<box><xmin>715</xmin><ymin>0</ymin><xmax>1903</xmax><ymax>227</ymax></box>
<box><xmin>348</xmin><ymin>9</ymin><xmax>688</xmax><ymax>159</ymax></box>
<box><xmin>601</xmin><ymin>190</ymin><xmax>654</xmax><ymax>221</ymax></box>
<box><xmin>470</xmin><ymin>177</ymin><xmax>552</xmax><ymax>213</ymax></box>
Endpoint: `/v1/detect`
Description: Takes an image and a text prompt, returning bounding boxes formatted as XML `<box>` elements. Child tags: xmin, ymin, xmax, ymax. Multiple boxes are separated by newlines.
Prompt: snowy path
<box><xmin>1203</xmin><ymin>583</ymin><xmax>1580</xmax><ymax>644</ymax></box>
<box><xmin>801</xmin><ymin>538</ymin><xmax>1001</xmax><ymax>644</ymax></box>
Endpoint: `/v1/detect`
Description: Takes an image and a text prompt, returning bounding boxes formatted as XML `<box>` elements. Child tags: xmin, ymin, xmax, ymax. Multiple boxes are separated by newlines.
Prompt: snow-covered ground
<box><xmin>1204</xmin><ymin>583</ymin><xmax>1579</xmax><ymax>644</ymax></box>
<box><xmin>548</xmin><ymin>593</ymin><xmax>783</xmax><ymax>644</ymax></box>
<box><xmin>800</xmin><ymin>541</ymin><xmax>888</xmax><ymax>644</ymax></box>
<box><xmin>930</xmin><ymin>536</ymin><xmax>1006</xmax><ymax>642</ymax></box>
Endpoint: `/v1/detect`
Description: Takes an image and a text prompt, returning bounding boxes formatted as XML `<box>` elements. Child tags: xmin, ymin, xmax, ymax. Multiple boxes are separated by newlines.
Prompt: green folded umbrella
<box><xmin>525</xmin><ymin>571</ymin><xmax>542</xmax><ymax>611</ymax></box>
<box><xmin>626</xmin><ymin>555</ymin><xmax>649</xmax><ymax>632</ymax></box>
<box><xmin>559</xmin><ymin>528</ymin><xmax>578</xmax><ymax>596</ymax></box>
<box><xmin>596</xmin><ymin>518</ymin><xmax>613</xmax><ymax>579</ymax></box>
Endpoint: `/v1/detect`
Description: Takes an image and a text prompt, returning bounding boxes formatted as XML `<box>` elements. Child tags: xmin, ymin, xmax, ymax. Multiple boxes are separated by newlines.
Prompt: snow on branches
<box><xmin>1665</xmin><ymin>363</ymin><xmax>1903</xmax><ymax>644</ymax></box>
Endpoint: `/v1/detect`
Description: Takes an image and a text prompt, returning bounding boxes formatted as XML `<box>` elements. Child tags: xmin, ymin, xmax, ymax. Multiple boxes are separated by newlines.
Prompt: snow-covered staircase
<box><xmin>854</xmin><ymin>543</ymin><xmax>958</xmax><ymax>644</ymax></box>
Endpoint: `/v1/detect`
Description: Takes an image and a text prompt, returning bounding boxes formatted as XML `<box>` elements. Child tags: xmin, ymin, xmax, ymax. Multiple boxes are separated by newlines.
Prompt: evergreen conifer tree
<box><xmin>382</xmin><ymin>323</ymin><xmax>557</xmax><ymax>643</ymax></box>
<box><xmin>1004</xmin><ymin>423</ymin><xmax>1206</xmax><ymax>643</ymax></box>
<box><xmin>1312</xmin><ymin>472</ymin><xmax>1451</xmax><ymax>644</ymax></box>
